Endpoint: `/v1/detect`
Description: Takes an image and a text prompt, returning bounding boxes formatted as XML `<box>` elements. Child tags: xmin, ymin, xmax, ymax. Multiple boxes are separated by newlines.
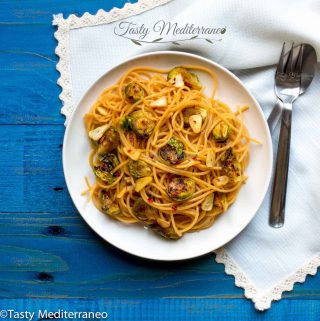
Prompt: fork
<box><xmin>269</xmin><ymin>43</ymin><xmax>303</xmax><ymax>227</ymax></box>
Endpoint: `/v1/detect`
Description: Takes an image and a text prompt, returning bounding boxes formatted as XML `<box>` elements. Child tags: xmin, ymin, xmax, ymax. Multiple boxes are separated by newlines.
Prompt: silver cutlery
<box><xmin>267</xmin><ymin>44</ymin><xmax>317</xmax><ymax>133</ymax></box>
<box><xmin>269</xmin><ymin>43</ymin><xmax>303</xmax><ymax>228</ymax></box>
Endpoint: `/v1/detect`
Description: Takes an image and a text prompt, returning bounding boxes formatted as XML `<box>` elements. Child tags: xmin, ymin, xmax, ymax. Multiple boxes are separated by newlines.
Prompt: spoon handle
<box><xmin>269</xmin><ymin>104</ymin><xmax>292</xmax><ymax>227</ymax></box>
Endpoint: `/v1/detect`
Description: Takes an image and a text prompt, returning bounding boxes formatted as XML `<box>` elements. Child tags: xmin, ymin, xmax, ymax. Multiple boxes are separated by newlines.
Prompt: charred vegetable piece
<box><xmin>150</xmin><ymin>224</ymin><xmax>181</xmax><ymax>240</ymax></box>
<box><xmin>221</xmin><ymin>148</ymin><xmax>241</xmax><ymax>179</ymax></box>
<box><xmin>183</xmin><ymin>107</ymin><xmax>207</xmax><ymax>125</ymax></box>
<box><xmin>132</xmin><ymin>198</ymin><xmax>157</xmax><ymax>224</ymax></box>
<box><xmin>97</xmin><ymin>126</ymin><xmax>120</xmax><ymax>156</ymax></box>
<box><xmin>99</xmin><ymin>153</ymin><xmax>120</xmax><ymax>171</ymax></box>
<box><xmin>212</xmin><ymin>122</ymin><xmax>231</xmax><ymax>142</ymax></box>
<box><xmin>93</xmin><ymin>168</ymin><xmax>115</xmax><ymax>184</ymax></box>
<box><xmin>93</xmin><ymin>153</ymin><xmax>120</xmax><ymax>184</ymax></box>
<box><xmin>100</xmin><ymin>190</ymin><xmax>121</xmax><ymax>216</ymax></box>
<box><xmin>128</xmin><ymin>160</ymin><xmax>152</xmax><ymax>178</ymax></box>
<box><xmin>120</xmin><ymin>116</ymin><xmax>131</xmax><ymax>131</ymax></box>
<box><xmin>124</xmin><ymin>82</ymin><xmax>147</xmax><ymax>103</ymax></box>
<box><xmin>167</xmin><ymin>176</ymin><xmax>196</xmax><ymax>202</ymax></box>
<box><xmin>167</xmin><ymin>67</ymin><xmax>202</xmax><ymax>90</ymax></box>
<box><xmin>159</xmin><ymin>137</ymin><xmax>185</xmax><ymax>165</ymax></box>
<box><xmin>127</xmin><ymin>110</ymin><xmax>156</xmax><ymax>138</ymax></box>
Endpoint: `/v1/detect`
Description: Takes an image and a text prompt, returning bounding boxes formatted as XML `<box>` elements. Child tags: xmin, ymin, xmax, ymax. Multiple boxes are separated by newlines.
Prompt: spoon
<box><xmin>267</xmin><ymin>44</ymin><xmax>317</xmax><ymax>133</ymax></box>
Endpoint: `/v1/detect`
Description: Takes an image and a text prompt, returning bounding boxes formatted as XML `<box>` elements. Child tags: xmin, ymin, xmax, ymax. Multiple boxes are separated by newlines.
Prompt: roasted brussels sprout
<box><xmin>167</xmin><ymin>67</ymin><xmax>202</xmax><ymax>90</ymax></box>
<box><xmin>99</xmin><ymin>153</ymin><xmax>119</xmax><ymax>171</ymax></box>
<box><xmin>132</xmin><ymin>197</ymin><xmax>157</xmax><ymax>224</ymax></box>
<box><xmin>159</xmin><ymin>137</ymin><xmax>185</xmax><ymax>165</ymax></box>
<box><xmin>127</xmin><ymin>110</ymin><xmax>156</xmax><ymax>138</ymax></box>
<box><xmin>93</xmin><ymin>153</ymin><xmax>120</xmax><ymax>184</ymax></box>
<box><xmin>100</xmin><ymin>190</ymin><xmax>121</xmax><ymax>216</ymax></box>
<box><xmin>150</xmin><ymin>224</ymin><xmax>181</xmax><ymax>240</ymax></box>
<box><xmin>167</xmin><ymin>176</ymin><xmax>196</xmax><ymax>202</ymax></box>
<box><xmin>182</xmin><ymin>107</ymin><xmax>207</xmax><ymax>125</ymax></box>
<box><xmin>221</xmin><ymin>148</ymin><xmax>241</xmax><ymax>179</ymax></box>
<box><xmin>124</xmin><ymin>82</ymin><xmax>147</xmax><ymax>103</ymax></box>
<box><xmin>93</xmin><ymin>167</ymin><xmax>115</xmax><ymax>184</ymax></box>
<box><xmin>97</xmin><ymin>126</ymin><xmax>120</xmax><ymax>156</ymax></box>
<box><xmin>128</xmin><ymin>160</ymin><xmax>152</xmax><ymax>179</ymax></box>
<box><xmin>212</xmin><ymin>122</ymin><xmax>231</xmax><ymax>142</ymax></box>
<box><xmin>119</xmin><ymin>116</ymin><xmax>131</xmax><ymax>131</ymax></box>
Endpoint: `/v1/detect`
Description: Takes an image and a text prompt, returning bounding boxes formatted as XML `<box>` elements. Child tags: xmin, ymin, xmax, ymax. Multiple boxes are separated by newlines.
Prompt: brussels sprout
<box><xmin>132</xmin><ymin>198</ymin><xmax>157</xmax><ymax>224</ymax></box>
<box><xmin>97</xmin><ymin>126</ymin><xmax>120</xmax><ymax>156</ymax></box>
<box><xmin>183</xmin><ymin>107</ymin><xmax>207</xmax><ymax>125</ymax></box>
<box><xmin>127</xmin><ymin>110</ymin><xmax>156</xmax><ymax>138</ymax></box>
<box><xmin>221</xmin><ymin>148</ymin><xmax>241</xmax><ymax>179</ymax></box>
<box><xmin>167</xmin><ymin>176</ymin><xmax>196</xmax><ymax>202</ymax></box>
<box><xmin>159</xmin><ymin>137</ymin><xmax>185</xmax><ymax>165</ymax></box>
<box><xmin>150</xmin><ymin>224</ymin><xmax>181</xmax><ymax>240</ymax></box>
<box><xmin>212</xmin><ymin>122</ymin><xmax>231</xmax><ymax>142</ymax></box>
<box><xmin>93</xmin><ymin>168</ymin><xmax>115</xmax><ymax>184</ymax></box>
<box><xmin>99</xmin><ymin>153</ymin><xmax>119</xmax><ymax>171</ymax></box>
<box><xmin>93</xmin><ymin>153</ymin><xmax>119</xmax><ymax>184</ymax></box>
<box><xmin>100</xmin><ymin>190</ymin><xmax>121</xmax><ymax>216</ymax></box>
<box><xmin>128</xmin><ymin>160</ymin><xmax>152</xmax><ymax>179</ymax></box>
<box><xmin>119</xmin><ymin>116</ymin><xmax>131</xmax><ymax>131</ymax></box>
<box><xmin>167</xmin><ymin>67</ymin><xmax>202</xmax><ymax>90</ymax></box>
<box><xmin>124</xmin><ymin>82</ymin><xmax>147</xmax><ymax>103</ymax></box>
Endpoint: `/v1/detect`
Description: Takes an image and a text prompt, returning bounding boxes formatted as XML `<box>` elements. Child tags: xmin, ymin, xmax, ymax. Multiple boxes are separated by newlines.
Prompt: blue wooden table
<box><xmin>1</xmin><ymin>1</ymin><xmax>319</xmax><ymax>320</ymax></box>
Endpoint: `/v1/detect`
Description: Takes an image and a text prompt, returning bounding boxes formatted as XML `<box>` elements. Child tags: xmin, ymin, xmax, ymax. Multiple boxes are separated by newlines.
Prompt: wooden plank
<box><xmin>0</xmin><ymin>223</ymin><xmax>319</xmax><ymax>301</ymax></box>
<box><xmin>0</xmin><ymin>125</ymin><xmax>75</xmax><ymax>212</ymax></box>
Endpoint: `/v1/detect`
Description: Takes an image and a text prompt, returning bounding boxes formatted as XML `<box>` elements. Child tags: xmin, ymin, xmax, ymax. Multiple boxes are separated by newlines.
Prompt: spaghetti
<box><xmin>84</xmin><ymin>66</ymin><xmax>255</xmax><ymax>239</ymax></box>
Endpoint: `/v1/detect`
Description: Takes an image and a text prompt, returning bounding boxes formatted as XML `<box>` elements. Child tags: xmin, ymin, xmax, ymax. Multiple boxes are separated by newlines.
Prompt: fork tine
<box><xmin>295</xmin><ymin>44</ymin><xmax>304</xmax><ymax>74</ymax></box>
<box><xmin>276</xmin><ymin>42</ymin><xmax>287</xmax><ymax>74</ymax></box>
<box><xmin>284</xmin><ymin>43</ymin><xmax>295</xmax><ymax>73</ymax></box>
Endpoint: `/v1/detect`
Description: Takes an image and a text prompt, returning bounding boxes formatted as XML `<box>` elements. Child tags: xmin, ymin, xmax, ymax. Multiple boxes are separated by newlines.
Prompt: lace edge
<box><xmin>52</xmin><ymin>0</ymin><xmax>173</xmax><ymax>30</ymax></box>
<box><xmin>215</xmin><ymin>248</ymin><xmax>320</xmax><ymax>311</ymax></box>
<box><xmin>52</xmin><ymin>0</ymin><xmax>173</xmax><ymax>126</ymax></box>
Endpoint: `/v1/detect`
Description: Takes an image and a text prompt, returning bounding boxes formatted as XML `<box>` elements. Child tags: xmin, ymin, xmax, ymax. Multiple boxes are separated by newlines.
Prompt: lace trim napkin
<box><xmin>53</xmin><ymin>0</ymin><xmax>320</xmax><ymax>310</ymax></box>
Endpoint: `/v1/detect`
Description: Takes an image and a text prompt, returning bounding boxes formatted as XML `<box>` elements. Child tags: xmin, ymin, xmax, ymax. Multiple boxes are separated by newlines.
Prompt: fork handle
<box><xmin>269</xmin><ymin>103</ymin><xmax>292</xmax><ymax>228</ymax></box>
<box><xmin>267</xmin><ymin>99</ymin><xmax>283</xmax><ymax>133</ymax></box>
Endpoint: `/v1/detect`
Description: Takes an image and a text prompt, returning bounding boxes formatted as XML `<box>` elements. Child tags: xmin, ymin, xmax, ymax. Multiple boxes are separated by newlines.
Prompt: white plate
<box><xmin>63</xmin><ymin>51</ymin><xmax>273</xmax><ymax>261</ymax></box>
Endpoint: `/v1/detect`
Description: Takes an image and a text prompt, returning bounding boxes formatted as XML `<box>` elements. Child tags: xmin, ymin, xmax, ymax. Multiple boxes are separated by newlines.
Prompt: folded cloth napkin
<box><xmin>53</xmin><ymin>0</ymin><xmax>320</xmax><ymax>310</ymax></box>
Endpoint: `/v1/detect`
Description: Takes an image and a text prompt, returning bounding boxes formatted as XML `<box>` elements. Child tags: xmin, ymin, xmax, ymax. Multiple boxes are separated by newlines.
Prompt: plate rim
<box><xmin>62</xmin><ymin>50</ymin><xmax>273</xmax><ymax>261</ymax></box>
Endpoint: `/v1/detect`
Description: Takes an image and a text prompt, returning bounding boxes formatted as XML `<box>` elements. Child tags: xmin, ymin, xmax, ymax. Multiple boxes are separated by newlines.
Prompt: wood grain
<box><xmin>0</xmin><ymin>0</ymin><xmax>319</xmax><ymax>318</ymax></box>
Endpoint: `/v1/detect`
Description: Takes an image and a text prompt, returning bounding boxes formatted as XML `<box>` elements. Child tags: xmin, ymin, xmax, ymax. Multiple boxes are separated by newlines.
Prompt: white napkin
<box><xmin>53</xmin><ymin>0</ymin><xmax>320</xmax><ymax>310</ymax></box>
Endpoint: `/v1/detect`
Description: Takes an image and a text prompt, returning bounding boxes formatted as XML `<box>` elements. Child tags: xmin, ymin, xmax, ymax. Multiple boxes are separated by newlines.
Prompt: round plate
<box><xmin>63</xmin><ymin>51</ymin><xmax>273</xmax><ymax>261</ymax></box>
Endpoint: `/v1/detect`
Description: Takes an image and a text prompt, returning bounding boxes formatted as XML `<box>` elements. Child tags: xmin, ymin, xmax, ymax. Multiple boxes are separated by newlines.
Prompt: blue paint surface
<box><xmin>0</xmin><ymin>0</ymin><xmax>319</xmax><ymax>319</ymax></box>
